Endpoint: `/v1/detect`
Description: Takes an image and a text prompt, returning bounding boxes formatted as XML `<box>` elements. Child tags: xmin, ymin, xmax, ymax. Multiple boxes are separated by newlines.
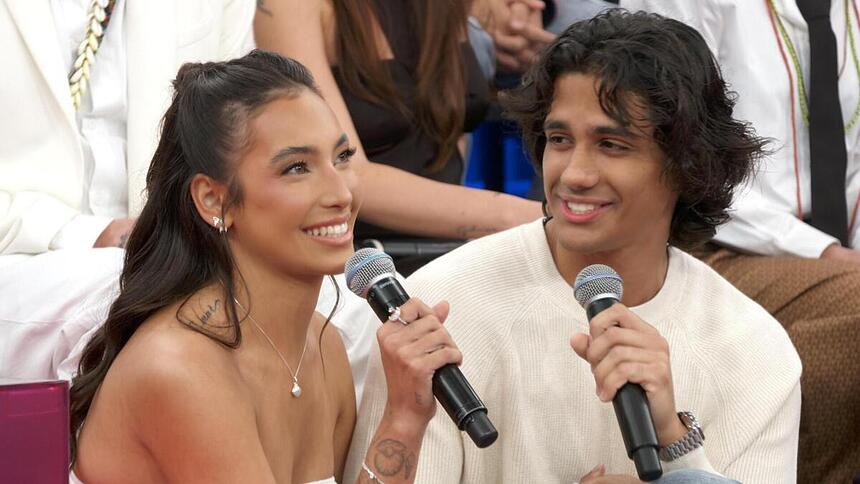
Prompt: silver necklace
<box><xmin>234</xmin><ymin>299</ymin><xmax>309</xmax><ymax>398</ymax></box>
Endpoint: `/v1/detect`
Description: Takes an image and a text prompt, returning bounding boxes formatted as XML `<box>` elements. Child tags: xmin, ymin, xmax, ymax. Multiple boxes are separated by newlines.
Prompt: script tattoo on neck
<box><xmin>371</xmin><ymin>439</ymin><xmax>416</xmax><ymax>479</ymax></box>
<box><xmin>256</xmin><ymin>0</ymin><xmax>273</xmax><ymax>16</ymax></box>
<box><xmin>199</xmin><ymin>299</ymin><xmax>221</xmax><ymax>326</ymax></box>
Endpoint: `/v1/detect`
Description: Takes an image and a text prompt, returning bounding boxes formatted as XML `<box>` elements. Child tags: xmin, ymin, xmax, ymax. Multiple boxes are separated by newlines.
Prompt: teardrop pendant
<box><xmin>291</xmin><ymin>380</ymin><xmax>302</xmax><ymax>398</ymax></box>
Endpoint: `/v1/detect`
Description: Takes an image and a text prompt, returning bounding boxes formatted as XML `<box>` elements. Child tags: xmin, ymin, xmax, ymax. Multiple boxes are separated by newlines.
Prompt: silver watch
<box><xmin>659</xmin><ymin>411</ymin><xmax>705</xmax><ymax>462</ymax></box>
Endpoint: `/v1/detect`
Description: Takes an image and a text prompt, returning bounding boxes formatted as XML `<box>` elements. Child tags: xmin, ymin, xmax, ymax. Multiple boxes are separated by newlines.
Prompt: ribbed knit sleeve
<box><xmin>668</xmin><ymin>254</ymin><xmax>802</xmax><ymax>483</ymax></box>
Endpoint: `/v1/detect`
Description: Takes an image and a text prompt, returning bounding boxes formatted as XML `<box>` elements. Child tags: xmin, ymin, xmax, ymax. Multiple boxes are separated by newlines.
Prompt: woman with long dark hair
<box><xmin>255</xmin><ymin>0</ymin><xmax>542</xmax><ymax>274</ymax></box>
<box><xmin>69</xmin><ymin>50</ymin><xmax>461</xmax><ymax>483</ymax></box>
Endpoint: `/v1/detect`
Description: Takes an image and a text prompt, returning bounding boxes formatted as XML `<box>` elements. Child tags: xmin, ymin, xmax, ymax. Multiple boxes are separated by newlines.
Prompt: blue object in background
<box><xmin>465</xmin><ymin>121</ymin><xmax>536</xmax><ymax>198</ymax></box>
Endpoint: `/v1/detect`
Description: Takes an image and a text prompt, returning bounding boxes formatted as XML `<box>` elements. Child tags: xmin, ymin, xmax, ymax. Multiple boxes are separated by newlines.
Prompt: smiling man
<box><xmin>345</xmin><ymin>10</ymin><xmax>802</xmax><ymax>484</ymax></box>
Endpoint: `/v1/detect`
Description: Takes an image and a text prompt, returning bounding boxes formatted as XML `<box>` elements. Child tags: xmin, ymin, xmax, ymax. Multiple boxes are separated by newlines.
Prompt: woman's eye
<box><xmin>336</xmin><ymin>147</ymin><xmax>357</xmax><ymax>165</ymax></box>
<box><xmin>282</xmin><ymin>161</ymin><xmax>309</xmax><ymax>175</ymax></box>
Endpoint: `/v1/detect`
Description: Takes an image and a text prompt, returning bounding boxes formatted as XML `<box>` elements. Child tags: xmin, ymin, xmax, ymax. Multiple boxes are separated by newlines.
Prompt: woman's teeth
<box><xmin>305</xmin><ymin>222</ymin><xmax>348</xmax><ymax>237</ymax></box>
<box><xmin>566</xmin><ymin>202</ymin><xmax>599</xmax><ymax>214</ymax></box>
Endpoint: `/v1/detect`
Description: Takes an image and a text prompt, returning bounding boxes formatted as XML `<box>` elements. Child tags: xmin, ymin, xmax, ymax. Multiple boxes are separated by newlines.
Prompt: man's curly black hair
<box><xmin>503</xmin><ymin>9</ymin><xmax>769</xmax><ymax>249</ymax></box>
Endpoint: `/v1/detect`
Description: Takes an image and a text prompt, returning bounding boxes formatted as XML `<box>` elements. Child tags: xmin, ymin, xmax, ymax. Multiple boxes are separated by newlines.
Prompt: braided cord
<box><xmin>68</xmin><ymin>0</ymin><xmax>117</xmax><ymax>110</ymax></box>
<box><xmin>768</xmin><ymin>0</ymin><xmax>860</xmax><ymax>131</ymax></box>
<box><xmin>844</xmin><ymin>0</ymin><xmax>860</xmax><ymax>129</ymax></box>
<box><xmin>768</xmin><ymin>0</ymin><xmax>811</xmax><ymax>124</ymax></box>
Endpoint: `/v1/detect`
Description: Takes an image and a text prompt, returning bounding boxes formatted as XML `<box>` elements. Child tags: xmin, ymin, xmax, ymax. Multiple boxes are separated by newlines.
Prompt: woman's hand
<box><xmin>377</xmin><ymin>297</ymin><xmax>462</xmax><ymax>426</ymax></box>
<box><xmin>570</xmin><ymin>304</ymin><xmax>687</xmax><ymax>446</ymax></box>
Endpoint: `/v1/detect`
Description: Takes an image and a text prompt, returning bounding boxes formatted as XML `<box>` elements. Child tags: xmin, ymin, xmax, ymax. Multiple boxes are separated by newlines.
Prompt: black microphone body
<box><xmin>365</xmin><ymin>273</ymin><xmax>498</xmax><ymax>448</ymax></box>
<box><xmin>586</xmin><ymin>295</ymin><xmax>662</xmax><ymax>481</ymax></box>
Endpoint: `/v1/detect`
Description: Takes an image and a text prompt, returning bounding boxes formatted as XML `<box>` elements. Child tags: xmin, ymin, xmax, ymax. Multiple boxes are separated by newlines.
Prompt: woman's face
<box><xmin>227</xmin><ymin>90</ymin><xmax>362</xmax><ymax>278</ymax></box>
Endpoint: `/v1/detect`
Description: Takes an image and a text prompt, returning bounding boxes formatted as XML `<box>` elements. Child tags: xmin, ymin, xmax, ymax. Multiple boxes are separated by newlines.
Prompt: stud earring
<box><xmin>212</xmin><ymin>216</ymin><xmax>226</xmax><ymax>234</ymax></box>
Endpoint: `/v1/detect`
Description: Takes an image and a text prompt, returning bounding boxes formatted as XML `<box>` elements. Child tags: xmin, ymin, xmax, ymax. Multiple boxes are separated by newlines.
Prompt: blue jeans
<box><xmin>654</xmin><ymin>470</ymin><xmax>741</xmax><ymax>484</ymax></box>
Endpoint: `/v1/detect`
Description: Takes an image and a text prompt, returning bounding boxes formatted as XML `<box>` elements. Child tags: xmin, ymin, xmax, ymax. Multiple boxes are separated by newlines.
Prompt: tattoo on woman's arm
<box><xmin>371</xmin><ymin>439</ymin><xmax>416</xmax><ymax>479</ymax></box>
<box><xmin>455</xmin><ymin>224</ymin><xmax>498</xmax><ymax>239</ymax></box>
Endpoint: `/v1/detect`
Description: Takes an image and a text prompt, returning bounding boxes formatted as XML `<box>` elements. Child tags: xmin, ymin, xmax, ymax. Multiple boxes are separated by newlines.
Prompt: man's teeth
<box><xmin>306</xmin><ymin>222</ymin><xmax>348</xmax><ymax>237</ymax></box>
<box><xmin>566</xmin><ymin>202</ymin><xmax>600</xmax><ymax>214</ymax></box>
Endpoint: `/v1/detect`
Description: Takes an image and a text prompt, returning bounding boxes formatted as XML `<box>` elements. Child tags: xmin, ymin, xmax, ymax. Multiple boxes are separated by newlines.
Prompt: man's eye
<box><xmin>600</xmin><ymin>140</ymin><xmax>629</xmax><ymax>151</ymax></box>
<box><xmin>547</xmin><ymin>135</ymin><xmax>568</xmax><ymax>144</ymax></box>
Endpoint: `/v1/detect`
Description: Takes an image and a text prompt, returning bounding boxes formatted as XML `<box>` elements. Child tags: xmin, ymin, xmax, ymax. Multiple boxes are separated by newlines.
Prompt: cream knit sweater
<box><xmin>345</xmin><ymin>220</ymin><xmax>802</xmax><ymax>484</ymax></box>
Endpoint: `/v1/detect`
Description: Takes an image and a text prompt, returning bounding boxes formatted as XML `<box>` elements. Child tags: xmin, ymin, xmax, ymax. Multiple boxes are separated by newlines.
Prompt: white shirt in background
<box><xmin>622</xmin><ymin>0</ymin><xmax>860</xmax><ymax>255</ymax></box>
<box><xmin>49</xmin><ymin>0</ymin><xmax>128</xmax><ymax>249</ymax></box>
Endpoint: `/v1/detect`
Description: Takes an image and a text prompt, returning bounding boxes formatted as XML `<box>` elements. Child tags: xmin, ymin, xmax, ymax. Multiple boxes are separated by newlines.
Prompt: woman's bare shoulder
<box><xmin>89</xmin><ymin>300</ymin><xmax>275</xmax><ymax>481</ymax></box>
<box><xmin>109</xmin><ymin>294</ymin><xmax>248</xmax><ymax>407</ymax></box>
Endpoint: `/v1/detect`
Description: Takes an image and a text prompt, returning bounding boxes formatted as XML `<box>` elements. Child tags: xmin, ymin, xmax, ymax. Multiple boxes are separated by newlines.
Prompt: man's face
<box><xmin>542</xmin><ymin>73</ymin><xmax>677</xmax><ymax>258</ymax></box>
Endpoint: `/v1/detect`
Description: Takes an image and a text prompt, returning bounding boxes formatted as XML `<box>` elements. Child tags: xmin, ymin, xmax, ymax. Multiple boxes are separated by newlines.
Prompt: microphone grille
<box><xmin>573</xmin><ymin>264</ymin><xmax>623</xmax><ymax>308</ymax></box>
<box><xmin>344</xmin><ymin>248</ymin><xmax>396</xmax><ymax>297</ymax></box>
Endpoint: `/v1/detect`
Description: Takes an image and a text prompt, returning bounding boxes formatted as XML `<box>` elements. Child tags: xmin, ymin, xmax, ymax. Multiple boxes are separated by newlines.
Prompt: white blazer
<box><xmin>0</xmin><ymin>0</ymin><xmax>254</xmax><ymax>255</ymax></box>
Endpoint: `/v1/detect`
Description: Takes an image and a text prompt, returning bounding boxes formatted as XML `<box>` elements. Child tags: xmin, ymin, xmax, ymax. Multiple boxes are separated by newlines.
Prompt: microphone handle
<box><xmin>366</xmin><ymin>276</ymin><xmax>498</xmax><ymax>448</ymax></box>
<box><xmin>587</xmin><ymin>297</ymin><xmax>662</xmax><ymax>481</ymax></box>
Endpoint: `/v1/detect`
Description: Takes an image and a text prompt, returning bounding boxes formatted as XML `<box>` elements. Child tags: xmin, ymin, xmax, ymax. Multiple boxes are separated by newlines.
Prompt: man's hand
<box><xmin>473</xmin><ymin>0</ymin><xmax>555</xmax><ymax>72</ymax></box>
<box><xmin>570</xmin><ymin>304</ymin><xmax>687</xmax><ymax>447</ymax></box>
<box><xmin>821</xmin><ymin>243</ymin><xmax>860</xmax><ymax>264</ymax></box>
<box><xmin>93</xmin><ymin>218</ymin><xmax>136</xmax><ymax>248</ymax></box>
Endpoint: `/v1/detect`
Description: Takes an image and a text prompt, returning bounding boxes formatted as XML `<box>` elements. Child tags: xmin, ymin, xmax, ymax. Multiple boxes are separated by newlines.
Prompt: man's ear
<box><xmin>190</xmin><ymin>173</ymin><xmax>230</xmax><ymax>231</ymax></box>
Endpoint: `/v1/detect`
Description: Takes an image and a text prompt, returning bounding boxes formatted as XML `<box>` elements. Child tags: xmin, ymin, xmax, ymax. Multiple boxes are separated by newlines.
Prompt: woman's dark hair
<box><xmin>333</xmin><ymin>0</ymin><xmax>470</xmax><ymax>172</ymax></box>
<box><xmin>69</xmin><ymin>50</ymin><xmax>339</xmax><ymax>463</ymax></box>
<box><xmin>504</xmin><ymin>9</ymin><xmax>769</xmax><ymax>249</ymax></box>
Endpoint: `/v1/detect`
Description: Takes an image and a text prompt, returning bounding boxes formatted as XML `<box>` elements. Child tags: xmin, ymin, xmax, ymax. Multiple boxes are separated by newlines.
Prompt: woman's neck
<box><xmin>230</xmin><ymin>256</ymin><xmax>324</xmax><ymax>358</ymax></box>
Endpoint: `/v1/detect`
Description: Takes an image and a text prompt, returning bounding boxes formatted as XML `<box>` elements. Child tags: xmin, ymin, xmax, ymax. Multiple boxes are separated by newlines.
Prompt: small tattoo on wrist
<box><xmin>372</xmin><ymin>439</ymin><xmax>416</xmax><ymax>478</ymax></box>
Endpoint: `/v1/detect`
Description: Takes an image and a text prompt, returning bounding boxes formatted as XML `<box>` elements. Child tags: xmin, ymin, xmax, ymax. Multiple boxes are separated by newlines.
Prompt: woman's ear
<box><xmin>190</xmin><ymin>174</ymin><xmax>230</xmax><ymax>232</ymax></box>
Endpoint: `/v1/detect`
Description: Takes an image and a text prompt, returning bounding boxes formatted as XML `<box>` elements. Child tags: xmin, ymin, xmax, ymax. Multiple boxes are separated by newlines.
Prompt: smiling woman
<box><xmin>68</xmin><ymin>50</ymin><xmax>462</xmax><ymax>484</ymax></box>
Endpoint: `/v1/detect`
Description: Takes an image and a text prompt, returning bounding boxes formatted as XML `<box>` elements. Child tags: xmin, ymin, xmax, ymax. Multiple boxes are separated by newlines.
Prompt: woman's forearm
<box><xmin>358</xmin><ymin>161</ymin><xmax>542</xmax><ymax>240</ymax></box>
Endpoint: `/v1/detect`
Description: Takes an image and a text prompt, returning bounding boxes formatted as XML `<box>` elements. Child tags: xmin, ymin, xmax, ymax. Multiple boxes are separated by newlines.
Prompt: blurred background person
<box><xmin>0</xmin><ymin>1</ymin><xmax>255</xmax><ymax>380</ymax></box>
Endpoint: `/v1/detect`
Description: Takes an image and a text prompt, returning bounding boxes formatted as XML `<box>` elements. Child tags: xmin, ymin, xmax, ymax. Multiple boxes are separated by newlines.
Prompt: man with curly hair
<box><xmin>345</xmin><ymin>10</ymin><xmax>801</xmax><ymax>484</ymax></box>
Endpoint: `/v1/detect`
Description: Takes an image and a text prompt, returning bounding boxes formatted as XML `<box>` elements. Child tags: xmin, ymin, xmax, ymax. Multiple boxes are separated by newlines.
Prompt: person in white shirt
<box><xmin>618</xmin><ymin>2</ymin><xmax>860</xmax><ymax>481</ymax></box>
<box><xmin>345</xmin><ymin>10</ymin><xmax>801</xmax><ymax>484</ymax></box>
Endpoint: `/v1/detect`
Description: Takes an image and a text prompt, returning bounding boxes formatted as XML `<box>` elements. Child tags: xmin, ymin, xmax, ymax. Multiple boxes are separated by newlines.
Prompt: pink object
<box><xmin>0</xmin><ymin>380</ymin><xmax>70</xmax><ymax>483</ymax></box>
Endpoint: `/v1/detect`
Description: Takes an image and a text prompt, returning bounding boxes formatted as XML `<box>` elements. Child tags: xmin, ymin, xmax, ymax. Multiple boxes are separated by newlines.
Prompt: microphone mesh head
<box><xmin>573</xmin><ymin>264</ymin><xmax>623</xmax><ymax>308</ymax></box>
<box><xmin>344</xmin><ymin>248</ymin><xmax>396</xmax><ymax>298</ymax></box>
